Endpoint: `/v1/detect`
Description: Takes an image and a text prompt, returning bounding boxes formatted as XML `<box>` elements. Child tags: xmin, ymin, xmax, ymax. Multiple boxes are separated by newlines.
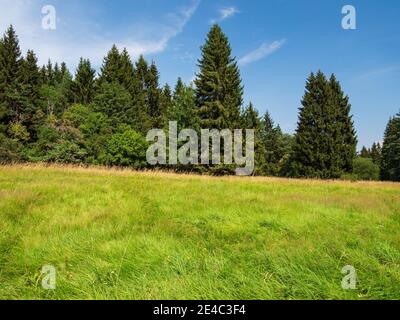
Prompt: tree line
<box><xmin>0</xmin><ymin>24</ymin><xmax>399</xmax><ymax>181</ymax></box>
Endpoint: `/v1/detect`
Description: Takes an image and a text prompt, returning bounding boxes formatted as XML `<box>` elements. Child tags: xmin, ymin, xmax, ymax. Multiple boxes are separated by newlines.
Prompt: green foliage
<box><xmin>23</xmin><ymin>116</ymin><xmax>83</xmax><ymax>163</ymax></box>
<box><xmin>195</xmin><ymin>24</ymin><xmax>243</xmax><ymax>129</ymax></box>
<box><xmin>381</xmin><ymin>113</ymin><xmax>400</xmax><ymax>181</ymax></box>
<box><xmin>290</xmin><ymin>71</ymin><xmax>357</xmax><ymax>179</ymax></box>
<box><xmin>241</xmin><ymin>103</ymin><xmax>266</xmax><ymax>175</ymax></box>
<box><xmin>0</xmin><ymin>133</ymin><xmax>21</xmax><ymax>163</ymax></box>
<box><xmin>79</xmin><ymin>111</ymin><xmax>112</xmax><ymax>164</ymax></box>
<box><xmin>352</xmin><ymin>157</ymin><xmax>380</xmax><ymax>181</ymax></box>
<box><xmin>98</xmin><ymin>45</ymin><xmax>122</xmax><ymax>85</ymax></box>
<box><xmin>71</xmin><ymin>58</ymin><xmax>96</xmax><ymax>105</ymax></box>
<box><xmin>106</xmin><ymin>127</ymin><xmax>148</xmax><ymax>167</ymax></box>
<box><xmin>7</xmin><ymin>121</ymin><xmax>30</xmax><ymax>142</ymax></box>
<box><xmin>169</xmin><ymin>79</ymin><xmax>200</xmax><ymax>131</ymax></box>
<box><xmin>92</xmin><ymin>82</ymin><xmax>134</xmax><ymax>128</ymax></box>
<box><xmin>20</xmin><ymin>50</ymin><xmax>40</xmax><ymax>108</ymax></box>
<box><xmin>44</xmin><ymin>140</ymin><xmax>87</xmax><ymax>164</ymax></box>
<box><xmin>147</xmin><ymin>62</ymin><xmax>162</xmax><ymax>126</ymax></box>
<box><xmin>259</xmin><ymin>111</ymin><xmax>293</xmax><ymax>176</ymax></box>
<box><xmin>62</xmin><ymin>104</ymin><xmax>91</xmax><ymax>127</ymax></box>
<box><xmin>0</xmin><ymin>25</ymin><xmax>25</xmax><ymax>124</ymax></box>
<box><xmin>360</xmin><ymin>142</ymin><xmax>382</xmax><ymax>166</ymax></box>
<box><xmin>0</xmin><ymin>25</ymin><xmax>397</xmax><ymax>180</ymax></box>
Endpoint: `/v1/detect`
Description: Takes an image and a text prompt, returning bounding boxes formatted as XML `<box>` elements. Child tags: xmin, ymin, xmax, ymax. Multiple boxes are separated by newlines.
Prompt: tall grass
<box><xmin>0</xmin><ymin>164</ymin><xmax>399</xmax><ymax>299</ymax></box>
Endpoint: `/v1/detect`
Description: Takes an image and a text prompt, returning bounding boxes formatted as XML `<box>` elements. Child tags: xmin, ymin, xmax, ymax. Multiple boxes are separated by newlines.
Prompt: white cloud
<box><xmin>219</xmin><ymin>7</ymin><xmax>239</xmax><ymax>21</ymax></box>
<box><xmin>238</xmin><ymin>39</ymin><xmax>286</xmax><ymax>66</ymax></box>
<box><xmin>0</xmin><ymin>0</ymin><xmax>200</xmax><ymax>70</ymax></box>
<box><xmin>210</xmin><ymin>6</ymin><xmax>239</xmax><ymax>24</ymax></box>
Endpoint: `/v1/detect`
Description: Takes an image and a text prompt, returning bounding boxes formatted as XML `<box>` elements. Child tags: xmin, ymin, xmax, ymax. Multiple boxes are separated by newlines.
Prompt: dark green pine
<box><xmin>328</xmin><ymin>74</ymin><xmax>357</xmax><ymax>174</ymax></box>
<box><xmin>291</xmin><ymin>71</ymin><xmax>357</xmax><ymax>178</ymax></box>
<box><xmin>381</xmin><ymin>113</ymin><xmax>400</xmax><ymax>181</ymax></box>
<box><xmin>20</xmin><ymin>50</ymin><xmax>41</xmax><ymax>114</ymax></box>
<box><xmin>71</xmin><ymin>58</ymin><xmax>96</xmax><ymax>105</ymax></box>
<box><xmin>195</xmin><ymin>24</ymin><xmax>243</xmax><ymax>130</ymax></box>
<box><xmin>0</xmin><ymin>25</ymin><xmax>26</xmax><ymax>123</ymax></box>
<box><xmin>98</xmin><ymin>45</ymin><xmax>121</xmax><ymax>85</ymax></box>
<box><xmin>118</xmin><ymin>48</ymin><xmax>135</xmax><ymax>94</ymax></box>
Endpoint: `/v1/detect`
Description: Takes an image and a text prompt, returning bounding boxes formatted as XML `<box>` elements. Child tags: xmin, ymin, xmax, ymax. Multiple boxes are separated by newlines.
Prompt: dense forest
<box><xmin>0</xmin><ymin>24</ymin><xmax>399</xmax><ymax>181</ymax></box>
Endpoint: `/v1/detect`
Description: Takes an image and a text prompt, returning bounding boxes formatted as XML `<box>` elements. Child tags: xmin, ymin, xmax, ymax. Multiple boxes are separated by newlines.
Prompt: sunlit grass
<box><xmin>0</xmin><ymin>164</ymin><xmax>399</xmax><ymax>300</ymax></box>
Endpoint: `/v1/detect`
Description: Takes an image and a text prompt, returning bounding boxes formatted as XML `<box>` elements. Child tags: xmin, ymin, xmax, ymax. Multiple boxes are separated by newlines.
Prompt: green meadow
<box><xmin>0</xmin><ymin>165</ymin><xmax>399</xmax><ymax>300</ymax></box>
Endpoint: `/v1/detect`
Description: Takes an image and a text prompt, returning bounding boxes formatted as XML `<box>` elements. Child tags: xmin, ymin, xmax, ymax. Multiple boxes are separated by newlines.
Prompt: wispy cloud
<box><xmin>210</xmin><ymin>6</ymin><xmax>239</xmax><ymax>24</ymax></box>
<box><xmin>219</xmin><ymin>7</ymin><xmax>239</xmax><ymax>21</ymax></box>
<box><xmin>238</xmin><ymin>39</ymin><xmax>286</xmax><ymax>66</ymax></box>
<box><xmin>0</xmin><ymin>0</ymin><xmax>200</xmax><ymax>69</ymax></box>
<box><xmin>357</xmin><ymin>65</ymin><xmax>400</xmax><ymax>81</ymax></box>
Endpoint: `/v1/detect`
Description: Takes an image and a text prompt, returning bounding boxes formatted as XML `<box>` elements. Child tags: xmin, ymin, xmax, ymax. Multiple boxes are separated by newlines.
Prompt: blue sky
<box><xmin>0</xmin><ymin>0</ymin><xmax>399</xmax><ymax>148</ymax></box>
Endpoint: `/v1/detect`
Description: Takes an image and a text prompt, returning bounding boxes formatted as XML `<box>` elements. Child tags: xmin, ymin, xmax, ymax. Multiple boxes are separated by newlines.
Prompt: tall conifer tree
<box><xmin>118</xmin><ymin>48</ymin><xmax>135</xmax><ymax>93</ymax></box>
<box><xmin>147</xmin><ymin>62</ymin><xmax>161</xmax><ymax>125</ymax></box>
<box><xmin>195</xmin><ymin>24</ymin><xmax>243</xmax><ymax>129</ymax></box>
<box><xmin>71</xmin><ymin>58</ymin><xmax>96</xmax><ymax>105</ymax></box>
<box><xmin>290</xmin><ymin>71</ymin><xmax>357</xmax><ymax>178</ymax></box>
<box><xmin>0</xmin><ymin>25</ymin><xmax>26</xmax><ymax>123</ymax></box>
<box><xmin>381</xmin><ymin>113</ymin><xmax>400</xmax><ymax>181</ymax></box>
<box><xmin>99</xmin><ymin>45</ymin><xmax>121</xmax><ymax>84</ymax></box>
<box><xmin>328</xmin><ymin>74</ymin><xmax>357</xmax><ymax>173</ymax></box>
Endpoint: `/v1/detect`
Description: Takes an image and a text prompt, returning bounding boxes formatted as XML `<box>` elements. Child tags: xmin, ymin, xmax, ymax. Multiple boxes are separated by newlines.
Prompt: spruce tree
<box><xmin>45</xmin><ymin>60</ymin><xmax>55</xmax><ymax>85</ymax></box>
<box><xmin>329</xmin><ymin>74</ymin><xmax>357</xmax><ymax>173</ymax></box>
<box><xmin>359</xmin><ymin>146</ymin><xmax>370</xmax><ymax>158</ymax></box>
<box><xmin>92</xmin><ymin>82</ymin><xmax>133</xmax><ymax>129</ymax></box>
<box><xmin>173</xmin><ymin>77</ymin><xmax>185</xmax><ymax>100</ymax></box>
<box><xmin>370</xmin><ymin>142</ymin><xmax>382</xmax><ymax>165</ymax></box>
<box><xmin>195</xmin><ymin>24</ymin><xmax>243</xmax><ymax>129</ymax></box>
<box><xmin>19</xmin><ymin>49</ymin><xmax>41</xmax><ymax>133</ymax></box>
<box><xmin>98</xmin><ymin>45</ymin><xmax>121</xmax><ymax>84</ymax></box>
<box><xmin>39</xmin><ymin>65</ymin><xmax>47</xmax><ymax>85</ymax></box>
<box><xmin>135</xmin><ymin>55</ymin><xmax>149</xmax><ymax>89</ymax></box>
<box><xmin>0</xmin><ymin>36</ymin><xmax>5</xmax><ymax>131</ymax></box>
<box><xmin>242</xmin><ymin>103</ymin><xmax>266</xmax><ymax>175</ymax></box>
<box><xmin>0</xmin><ymin>25</ymin><xmax>25</xmax><ymax>123</ymax></box>
<box><xmin>290</xmin><ymin>71</ymin><xmax>357</xmax><ymax>178</ymax></box>
<box><xmin>147</xmin><ymin>62</ymin><xmax>161</xmax><ymax>126</ymax></box>
<box><xmin>381</xmin><ymin>113</ymin><xmax>400</xmax><ymax>181</ymax></box>
<box><xmin>21</xmin><ymin>50</ymin><xmax>40</xmax><ymax>103</ymax></box>
<box><xmin>53</xmin><ymin>62</ymin><xmax>64</xmax><ymax>84</ymax></box>
<box><xmin>60</xmin><ymin>62</ymin><xmax>68</xmax><ymax>78</ymax></box>
<box><xmin>291</xmin><ymin>72</ymin><xmax>322</xmax><ymax>177</ymax></box>
<box><xmin>131</xmin><ymin>55</ymin><xmax>152</xmax><ymax>133</ymax></box>
<box><xmin>169</xmin><ymin>80</ymin><xmax>199</xmax><ymax>131</ymax></box>
<box><xmin>118</xmin><ymin>48</ymin><xmax>135</xmax><ymax>93</ymax></box>
<box><xmin>159</xmin><ymin>84</ymin><xmax>172</xmax><ymax>127</ymax></box>
<box><xmin>261</xmin><ymin>111</ymin><xmax>278</xmax><ymax>173</ymax></box>
<box><xmin>71</xmin><ymin>58</ymin><xmax>96</xmax><ymax>105</ymax></box>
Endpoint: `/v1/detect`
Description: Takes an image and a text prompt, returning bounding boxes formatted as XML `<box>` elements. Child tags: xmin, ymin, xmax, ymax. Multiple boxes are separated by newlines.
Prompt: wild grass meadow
<box><xmin>0</xmin><ymin>164</ymin><xmax>399</xmax><ymax>300</ymax></box>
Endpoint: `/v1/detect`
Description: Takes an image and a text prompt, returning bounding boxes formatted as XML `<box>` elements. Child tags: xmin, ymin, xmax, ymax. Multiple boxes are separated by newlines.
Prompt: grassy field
<box><xmin>0</xmin><ymin>164</ymin><xmax>399</xmax><ymax>300</ymax></box>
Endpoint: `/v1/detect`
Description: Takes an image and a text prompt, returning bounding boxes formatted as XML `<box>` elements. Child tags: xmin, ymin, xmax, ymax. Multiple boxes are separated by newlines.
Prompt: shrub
<box><xmin>8</xmin><ymin>122</ymin><xmax>30</xmax><ymax>142</ymax></box>
<box><xmin>353</xmin><ymin>157</ymin><xmax>380</xmax><ymax>181</ymax></box>
<box><xmin>62</xmin><ymin>104</ymin><xmax>90</xmax><ymax>127</ymax></box>
<box><xmin>0</xmin><ymin>133</ymin><xmax>21</xmax><ymax>163</ymax></box>
<box><xmin>44</xmin><ymin>141</ymin><xmax>87</xmax><ymax>164</ymax></box>
<box><xmin>106</xmin><ymin>127</ymin><xmax>148</xmax><ymax>167</ymax></box>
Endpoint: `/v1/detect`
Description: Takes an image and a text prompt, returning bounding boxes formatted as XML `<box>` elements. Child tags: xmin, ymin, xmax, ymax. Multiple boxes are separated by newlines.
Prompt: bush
<box><xmin>0</xmin><ymin>133</ymin><xmax>21</xmax><ymax>163</ymax></box>
<box><xmin>8</xmin><ymin>122</ymin><xmax>30</xmax><ymax>142</ymax></box>
<box><xmin>106</xmin><ymin>127</ymin><xmax>148</xmax><ymax>167</ymax></box>
<box><xmin>63</xmin><ymin>104</ymin><xmax>90</xmax><ymax>127</ymax></box>
<box><xmin>44</xmin><ymin>141</ymin><xmax>87</xmax><ymax>164</ymax></box>
<box><xmin>352</xmin><ymin>157</ymin><xmax>380</xmax><ymax>181</ymax></box>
